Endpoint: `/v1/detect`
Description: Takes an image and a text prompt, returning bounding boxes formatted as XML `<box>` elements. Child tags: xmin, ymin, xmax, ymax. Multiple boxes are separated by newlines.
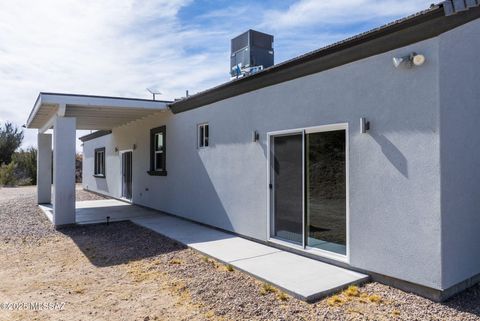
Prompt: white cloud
<box><xmin>0</xmin><ymin>0</ymin><xmax>230</xmax><ymax>149</ymax></box>
<box><xmin>262</xmin><ymin>0</ymin><xmax>432</xmax><ymax>30</ymax></box>
<box><xmin>0</xmin><ymin>0</ymin><xmax>435</xmax><ymax>150</ymax></box>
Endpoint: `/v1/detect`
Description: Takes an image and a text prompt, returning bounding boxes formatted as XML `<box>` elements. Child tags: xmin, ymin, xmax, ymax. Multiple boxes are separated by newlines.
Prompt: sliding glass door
<box><xmin>271</xmin><ymin>133</ymin><xmax>304</xmax><ymax>245</ymax></box>
<box><xmin>305</xmin><ymin>130</ymin><xmax>346</xmax><ymax>255</ymax></box>
<box><xmin>269</xmin><ymin>125</ymin><xmax>347</xmax><ymax>256</ymax></box>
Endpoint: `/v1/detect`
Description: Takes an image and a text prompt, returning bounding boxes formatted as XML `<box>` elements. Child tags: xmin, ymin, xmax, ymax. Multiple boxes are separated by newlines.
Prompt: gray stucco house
<box><xmin>26</xmin><ymin>1</ymin><xmax>480</xmax><ymax>301</ymax></box>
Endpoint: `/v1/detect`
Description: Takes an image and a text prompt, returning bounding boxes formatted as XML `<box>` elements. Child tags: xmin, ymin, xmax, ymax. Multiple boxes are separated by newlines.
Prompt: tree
<box><xmin>0</xmin><ymin>122</ymin><xmax>24</xmax><ymax>165</ymax></box>
<box><xmin>12</xmin><ymin>147</ymin><xmax>37</xmax><ymax>185</ymax></box>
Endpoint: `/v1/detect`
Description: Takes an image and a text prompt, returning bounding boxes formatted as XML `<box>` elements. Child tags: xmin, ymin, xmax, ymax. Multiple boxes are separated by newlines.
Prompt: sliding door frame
<box><xmin>266</xmin><ymin>123</ymin><xmax>350</xmax><ymax>263</ymax></box>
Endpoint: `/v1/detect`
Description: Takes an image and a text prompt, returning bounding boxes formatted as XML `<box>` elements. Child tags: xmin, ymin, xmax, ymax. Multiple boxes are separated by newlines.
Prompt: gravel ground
<box><xmin>0</xmin><ymin>186</ymin><xmax>479</xmax><ymax>320</ymax></box>
<box><xmin>0</xmin><ymin>185</ymin><xmax>107</xmax><ymax>243</ymax></box>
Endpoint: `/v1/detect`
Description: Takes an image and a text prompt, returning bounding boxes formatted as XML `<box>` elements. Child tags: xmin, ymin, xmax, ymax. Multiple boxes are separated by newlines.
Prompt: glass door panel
<box><xmin>271</xmin><ymin>133</ymin><xmax>303</xmax><ymax>244</ymax></box>
<box><xmin>305</xmin><ymin>130</ymin><xmax>346</xmax><ymax>255</ymax></box>
<box><xmin>122</xmin><ymin>152</ymin><xmax>133</xmax><ymax>200</ymax></box>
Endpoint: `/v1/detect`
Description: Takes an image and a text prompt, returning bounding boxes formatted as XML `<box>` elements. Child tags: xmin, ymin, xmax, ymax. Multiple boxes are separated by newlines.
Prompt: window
<box><xmin>148</xmin><ymin>126</ymin><xmax>167</xmax><ymax>176</ymax></box>
<box><xmin>94</xmin><ymin>147</ymin><xmax>106</xmax><ymax>177</ymax></box>
<box><xmin>198</xmin><ymin>123</ymin><xmax>209</xmax><ymax>148</ymax></box>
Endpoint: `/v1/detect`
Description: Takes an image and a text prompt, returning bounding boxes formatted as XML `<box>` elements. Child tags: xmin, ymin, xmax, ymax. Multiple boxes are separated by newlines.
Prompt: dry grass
<box><xmin>368</xmin><ymin>294</ymin><xmax>383</xmax><ymax>303</ymax></box>
<box><xmin>169</xmin><ymin>258</ymin><xmax>183</xmax><ymax>265</ymax></box>
<box><xmin>327</xmin><ymin>284</ymin><xmax>384</xmax><ymax>308</ymax></box>
<box><xmin>259</xmin><ymin>283</ymin><xmax>277</xmax><ymax>295</ymax></box>
<box><xmin>277</xmin><ymin>292</ymin><xmax>289</xmax><ymax>301</ymax></box>
<box><xmin>344</xmin><ymin>285</ymin><xmax>360</xmax><ymax>297</ymax></box>
<box><xmin>327</xmin><ymin>295</ymin><xmax>344</xmax><ymax>306</ymax></box>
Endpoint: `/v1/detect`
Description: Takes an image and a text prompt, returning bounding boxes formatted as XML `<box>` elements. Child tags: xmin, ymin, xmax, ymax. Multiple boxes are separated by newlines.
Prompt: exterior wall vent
<box><xmin>230</xmin><ymin>30</ymin><xmax>274</xmax><ymax>79</ymax></box>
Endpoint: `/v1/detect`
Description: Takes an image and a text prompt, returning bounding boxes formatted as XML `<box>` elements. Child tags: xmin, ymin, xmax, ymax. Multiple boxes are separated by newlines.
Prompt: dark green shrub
<box><xmin>0</xmin><ymin>162</ymin><xmax>18</xmax><ymax>186</ymax></box>
<box><xmin>12</xmin><ymin>147</ymin><xmax>37</xmax><ymax>185</ymax></box>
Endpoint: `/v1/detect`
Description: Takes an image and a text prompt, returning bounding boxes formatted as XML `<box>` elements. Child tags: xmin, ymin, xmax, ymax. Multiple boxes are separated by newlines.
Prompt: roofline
<box><xmin>169</xmin><ymin>3</ymin><xmax>480</xmax><ymax>114</ymax></box>
<box><xmin>26</xmin><ymin>92</ymin><xmax>172</xmax><ymax>128</ymax></box>
<box><xmin>38</xmin><ymin>92</ymin><xmax>172</xmax><ymax>104</ymax></box>
<box><xmin>78</xmin><ymin>130</ymin><xmax>112</xmax><ymax>142</ymax></box>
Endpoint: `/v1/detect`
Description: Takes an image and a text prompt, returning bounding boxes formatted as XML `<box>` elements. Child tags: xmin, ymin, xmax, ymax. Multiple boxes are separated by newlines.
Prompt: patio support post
<box><xmin>52</xmin><ymin>116</ymin><xmax>76</xmax><ymax>226</ymax></box>
<box><xmin>37</xmin><ymin>133</ymin><xmax>52</xmax><ymax>204</ymax></box>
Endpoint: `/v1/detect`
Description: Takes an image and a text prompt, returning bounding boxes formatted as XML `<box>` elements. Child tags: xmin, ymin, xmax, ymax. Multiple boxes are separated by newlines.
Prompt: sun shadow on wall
<box><xmin>371</xmin><ymin>133</ymin><xmax>409</xmax><ymax>178</ymax></box>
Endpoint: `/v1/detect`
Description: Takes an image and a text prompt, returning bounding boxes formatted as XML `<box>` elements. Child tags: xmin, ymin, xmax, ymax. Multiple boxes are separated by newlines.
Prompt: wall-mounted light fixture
<box><xmin>252</xmin><ymin>130</ymin><xmax>260</xmax><ymax>142</ymax></box>
<box><xmin>393</xmin><ymin>52</ymin><xmax>426</xmax><ymax>68</ymax></box>
<box><xmin>133</xmin><ymin>144</ymin><xmax>137</xmax><ymax>150</ymax></box>
<box><xmin>360</xmin><ymin>117</ymin><xmax>370</xmax><ymax>134</ymax></box>
<box><xmin>114</xmin><ymin>147</ymin><xmax>119</xmax><ymax>153</ymax></box>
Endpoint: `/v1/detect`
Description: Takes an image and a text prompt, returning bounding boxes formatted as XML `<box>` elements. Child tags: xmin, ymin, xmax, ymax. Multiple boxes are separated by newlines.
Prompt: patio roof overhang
<box><xmin>26</xmin><ymin>92</ymin><xmax>171</xmax><ymax>132</ymax></box>
<box><xmin>28</xmin><ymin>92</ymin><xmax>171</xmax><ymax>227</ymax></box>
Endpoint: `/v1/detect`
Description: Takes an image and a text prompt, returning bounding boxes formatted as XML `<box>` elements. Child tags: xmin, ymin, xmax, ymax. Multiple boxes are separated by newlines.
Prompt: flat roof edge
<box><xmin>170</xmin><ymin>5</ymin><xmax>480</xmax><ymax>114</ymax></box>
<box><xmin>26</xmin><ymin>92</ymin><xmax>172</xmax><ymax>129</ymax></box>
<box><xmin>79</xmin><ymin>130</ymin><xmax>113</xmax><ymax>142</ymax></box>
<box><xmin>39</xmin><ymin>92</ymin><xmax>172</xmax><ymax>104</ymax></box>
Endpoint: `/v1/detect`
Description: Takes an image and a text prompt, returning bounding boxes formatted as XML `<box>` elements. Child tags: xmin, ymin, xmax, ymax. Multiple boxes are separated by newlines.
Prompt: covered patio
<box><xmin>26</xmin><ymin>92</ymin><xmax>169</xmax><ymax>226</ymax></box>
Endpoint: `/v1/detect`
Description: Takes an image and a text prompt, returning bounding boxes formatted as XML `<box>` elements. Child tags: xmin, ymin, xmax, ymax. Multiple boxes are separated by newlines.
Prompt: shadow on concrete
<box><xmin>57</xmin><ymin>221</ymin><xmax>187</xmax><ymax>267</ymax></box>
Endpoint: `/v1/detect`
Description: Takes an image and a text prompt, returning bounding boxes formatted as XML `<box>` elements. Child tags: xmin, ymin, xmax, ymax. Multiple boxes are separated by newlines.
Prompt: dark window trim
<box><xmin>198</xmin><ymin>123</ymin><xmax>209</xmax><ymax>148</ymax></box>
<box><xmin>94</xmin><ymin>147</ymin><xmax>106</xmax><ymax>178</ymax></box>
<box><xmin>148</xmin><ymin>126</ymin><xmax>167</xmax><ymax>176</ymax></box>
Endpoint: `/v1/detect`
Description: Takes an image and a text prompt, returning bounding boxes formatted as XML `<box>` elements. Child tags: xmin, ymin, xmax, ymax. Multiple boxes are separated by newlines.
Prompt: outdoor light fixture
<box><xmin>133</xmin><ymin>144</ymin><xmax>137</xmax><ymax>150</ymax></box>
<box><xmin>114</xmin><ymin>147</ymin><xmax>119</xmax><ymax>153</ymax></box>
<box><xmin>252</xmin><ymin>130</ymin><xmax>259</xmax><ymax>142</ymax></box>
<box><xmin>393</xmin><ymin>52</ymin><xmax>426</xmax><ymax>68</ymax></box>
<box><xmin>360</xmin><ymin>117</ymin><xmax>370</xmax><ymax>134</ymax></box>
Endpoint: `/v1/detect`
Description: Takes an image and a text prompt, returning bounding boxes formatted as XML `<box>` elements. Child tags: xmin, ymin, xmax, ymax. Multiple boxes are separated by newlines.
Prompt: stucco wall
<box><xmin>83</xmin><ymin>134</ymin><xmax>120</xmax><ymax>198</ymax></box>
<box><xmin>439</xmin><ymin>19</ymin><xmax>480</xmax><ymax>290</ymax></box>
<box><xmin>83</xmin><ymin>36</ymin><xmax>443</xmax><ymax>289</ymax></box>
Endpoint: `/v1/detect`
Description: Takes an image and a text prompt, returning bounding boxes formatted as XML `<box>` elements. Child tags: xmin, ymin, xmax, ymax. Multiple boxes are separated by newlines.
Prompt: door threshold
<box><xmin>268</xmin><ymin>237</ymin><xmax>349</xmax><ymax>264</ymax></box>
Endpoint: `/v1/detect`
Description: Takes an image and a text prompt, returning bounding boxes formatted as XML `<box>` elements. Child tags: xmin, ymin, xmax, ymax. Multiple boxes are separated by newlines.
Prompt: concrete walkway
<box><xmin>42</xmin><ymin>199</ymin><xmax>368</xmax><ymax>301</ymax></box>
<box><xmin>131</xmin><ymin>213</ymin><xmax>369</xmax><ymax>301</ymax></box>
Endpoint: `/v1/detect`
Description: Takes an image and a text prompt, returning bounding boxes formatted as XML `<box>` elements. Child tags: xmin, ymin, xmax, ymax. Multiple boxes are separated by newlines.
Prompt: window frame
<box><xmin>198</xmin><ymin>123</ymin><xmax>209</xmax><ymax>148</ymax></box>
<box><xmin>94</xmin><ymin>147</ymin><xmax>106</xmax><ymax>178</ymax></box>
<box><xmin>148</xmin><ymin>126</ymin><xmax>167</xmax><ymax>176</ymax></box>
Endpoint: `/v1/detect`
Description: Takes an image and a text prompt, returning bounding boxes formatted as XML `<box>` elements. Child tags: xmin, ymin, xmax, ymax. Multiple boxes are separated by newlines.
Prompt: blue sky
<box><xmin>0</xmin><ymin>0</ymin><xmax>432</xmax><ymax>148</ymax></box>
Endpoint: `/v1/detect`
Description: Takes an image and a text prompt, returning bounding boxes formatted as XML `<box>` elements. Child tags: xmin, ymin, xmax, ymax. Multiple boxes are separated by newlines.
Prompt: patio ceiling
<box><xmin>26</xmin><ymin>92</ymin><xmax>170</xmax><ymax>131</ymax></box>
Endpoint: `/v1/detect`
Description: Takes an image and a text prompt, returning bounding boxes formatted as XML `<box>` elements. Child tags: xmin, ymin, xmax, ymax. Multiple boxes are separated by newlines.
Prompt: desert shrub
<box><xmin>12</xmin><ymin>147</ymin><xmax>37</xmax><ymax>185</ymax></box>
<box><xmin>0</xmin><ymin>122</ymin><xmax>23</xmax><ymax>165</ymax></box>
<box><xmin>0</xmin><ymin>162</ymin><xmax>18</xmax><ymax>186</ymax></box>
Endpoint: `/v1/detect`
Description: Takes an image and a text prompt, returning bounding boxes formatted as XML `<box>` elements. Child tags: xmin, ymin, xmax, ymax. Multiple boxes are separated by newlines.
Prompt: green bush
<box><xmin>12</xmin><ymin>147</ymin><xmax>37</xmax><ymax>185</ymax></box>
<box><xmin>0</xmin><ymin>162</ymin><xmax>18</xmax><ymax>186</ymax></box>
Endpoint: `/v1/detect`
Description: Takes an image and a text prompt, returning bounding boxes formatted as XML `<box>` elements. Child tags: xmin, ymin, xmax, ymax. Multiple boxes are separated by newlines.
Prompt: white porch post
<box><xmin>53</xmin><ymin>116</ymin><xmax>76</xmax><ymax>226</ymax></box>
<box><xmin>37</xmin><ymin>133</ymin><xmax>52</xmax><ymax>204</ymax></box>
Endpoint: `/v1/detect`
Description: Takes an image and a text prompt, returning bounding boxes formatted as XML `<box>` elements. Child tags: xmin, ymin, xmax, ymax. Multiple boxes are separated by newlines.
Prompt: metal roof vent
<box><xmin>230</xmin><ymin>30</ymin><xmax>274</xmax><ymax>79</ymax></box>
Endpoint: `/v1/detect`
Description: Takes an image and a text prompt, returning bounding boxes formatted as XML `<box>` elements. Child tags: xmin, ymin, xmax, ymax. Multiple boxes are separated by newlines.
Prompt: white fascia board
<box><xmin>39</xmin><ymin>93</ymin><xmax>169</xmax><ymax>110</ymax></box>
<box><xmin>26</xmin><ymin>92</ymin><xmax>169</xmax><ymax>129</ymax></box>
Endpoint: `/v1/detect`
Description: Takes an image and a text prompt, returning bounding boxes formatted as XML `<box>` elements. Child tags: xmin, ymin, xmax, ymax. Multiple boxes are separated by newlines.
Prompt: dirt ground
<box><xmin>0</xmin><ymin>186</ymin><xmax>479</xmax><ymax>321</ymax></box>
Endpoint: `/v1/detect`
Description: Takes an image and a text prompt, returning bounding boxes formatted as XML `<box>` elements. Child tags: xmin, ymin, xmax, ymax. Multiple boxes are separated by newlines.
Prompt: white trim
<box><xmin>266</xmin><ymin>128</ymin><xmax>304</xmax><ymax>241</ymax></box>
<box><xmin>197</xmin><ymin>123</ymin><xmax>209</xmax><ymax>149</ymax></box>
<box><xmin>301</xmin><ymin>129</ymin><xmax>306</xmax><ymax>248</ymax></box>
<box><xmin>266</xmin><ymin>122</ymin><xmax>350</xmax><ymax>264</ymax></box>
<box><xmin>27</xmin><ymin>92</ymin><xmax>169</xmax><ymax>129</ymax></box>
<box><xmin>119</xmin><ymin>149</ymin><xmax>133</xmax><ymax>202</ymax></box>
<box><xmin>268</xmin><ymin>238</ymin><xmax>350</xmax><ymax>263</ymax></box>
<box><xmin>153</xmin><ymin>132</ymin><xmax>165</xmax><ymax>171</ymax></box>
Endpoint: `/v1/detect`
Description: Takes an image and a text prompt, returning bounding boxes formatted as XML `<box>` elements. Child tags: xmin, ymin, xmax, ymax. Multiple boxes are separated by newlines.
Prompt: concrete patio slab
<box><xmin>132</xmin><ymin>214</ymin><xmax>369</xmax><ymax>301</ymax></box>
<box><xmin>39</xmin><ymin>200</ymin><xmax>157</xmax><ymax>225</ymax></box>
<box><xmin>41</xmin><ymin>199</ymin><xmax>369</xmax><ymax>300</ymax></box>
<box><xmin>75</xmin><ymin>200</ymin><xmax>157</xmax><ymax>224</ymax></box>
